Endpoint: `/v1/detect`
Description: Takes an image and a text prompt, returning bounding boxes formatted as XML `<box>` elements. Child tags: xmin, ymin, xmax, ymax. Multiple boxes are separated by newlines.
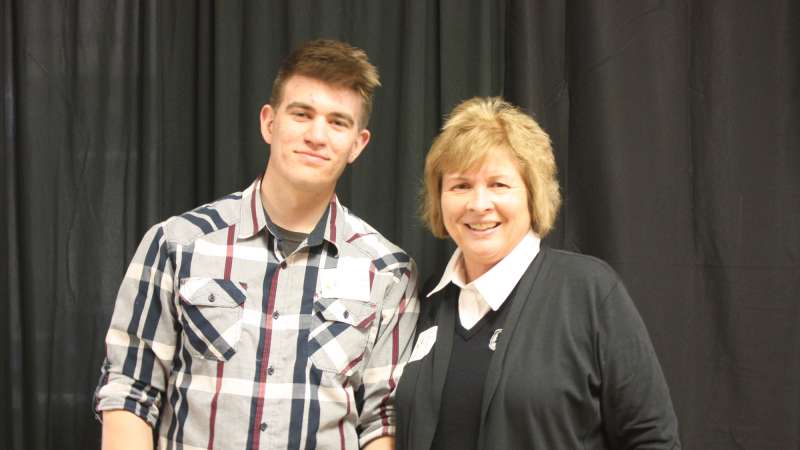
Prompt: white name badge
<box><xmin>318</xmin><ymin>257</ymin><xmax>372</xmax><ymax>301</ymax></box>
<box><xmin>409</xmin><ymin>326</ymin><xmax>438</xmax><ymax>362</ymax></box>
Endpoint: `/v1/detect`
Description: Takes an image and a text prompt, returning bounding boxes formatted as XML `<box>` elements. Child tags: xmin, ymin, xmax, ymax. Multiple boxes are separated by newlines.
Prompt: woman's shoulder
<box><xmin>540</xmin><ymin>247</ymin><xmax>623</xmax><ymax>290</ymax></box>
<box><xmin>415</xmin><ymin>273</ymin><xmax>455</xmax><ymax>324</ymax></box>
<box><xmin>543</xmin><ymin>246</ymin><xmax>618</xmax><ymax>275</ymax></box>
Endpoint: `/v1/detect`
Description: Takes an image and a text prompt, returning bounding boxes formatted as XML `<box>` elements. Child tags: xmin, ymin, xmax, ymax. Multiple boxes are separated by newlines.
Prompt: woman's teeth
<box><xmin>467</xmin><ymin>222</ymin><xmax>498</xmax><ymax>231</ymax></box>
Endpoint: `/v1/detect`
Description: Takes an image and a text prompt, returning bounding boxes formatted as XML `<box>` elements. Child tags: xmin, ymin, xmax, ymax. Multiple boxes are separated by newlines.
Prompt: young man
<box><xmin>95</xmin><ymin>39</ymin><xmax>418</xmax><ymax>450</ymax></box>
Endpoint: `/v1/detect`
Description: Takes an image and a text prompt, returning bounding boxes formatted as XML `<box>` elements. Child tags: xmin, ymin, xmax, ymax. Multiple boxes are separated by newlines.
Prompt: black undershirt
<box><xmin>430</xmin><ymin>295</ymin><xmax>513</xmax><ymax>450</ymax></box>
<box><xmin>271</xmin><ymin>223</ymin><xmax>308</xmax><ymax>256</ymax></box>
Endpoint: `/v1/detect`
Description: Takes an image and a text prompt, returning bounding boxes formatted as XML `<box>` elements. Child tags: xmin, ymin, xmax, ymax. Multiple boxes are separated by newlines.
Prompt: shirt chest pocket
<box><xmin>308</xmin><ymin>297</ymin><xmax>376</xmax><ymax>375</ymax></box>
<box><xmin>178</xmin><ymin>277</ymin><xmax>247</xmax><ymax>361</ymax></box>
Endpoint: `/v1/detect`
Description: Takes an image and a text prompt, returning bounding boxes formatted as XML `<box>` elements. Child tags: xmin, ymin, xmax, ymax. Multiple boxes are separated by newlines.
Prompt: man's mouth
<box><xmin>295</xmin><ymin>150</ymin><xmax>329</xmax><ymax>161</ymax></box>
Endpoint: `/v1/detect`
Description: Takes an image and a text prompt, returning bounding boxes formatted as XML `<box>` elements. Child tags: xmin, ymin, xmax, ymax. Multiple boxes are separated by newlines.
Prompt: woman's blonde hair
<box><xmin>422</xmin><ymin>97</ymin><xmax>561</xmax><ymax>238</ymax></box>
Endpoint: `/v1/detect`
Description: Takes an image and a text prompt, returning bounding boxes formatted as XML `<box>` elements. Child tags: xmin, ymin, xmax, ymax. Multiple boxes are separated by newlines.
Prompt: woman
<box><xmin>396</xmin><ymin>97</ymin><xmax>680</xmax><ymax>449</ymax></box>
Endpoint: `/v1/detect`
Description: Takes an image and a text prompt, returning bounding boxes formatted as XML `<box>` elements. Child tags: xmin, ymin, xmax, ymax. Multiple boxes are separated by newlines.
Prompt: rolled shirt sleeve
<box><xmin>94</xmin><ymin>223</ymin><xmax>179</xmax><ymax>427</ymax></box>
<box><xmin>357</xmin><ymin>260</ymin><xmax>419</xmax><ymax>447</ymax></box>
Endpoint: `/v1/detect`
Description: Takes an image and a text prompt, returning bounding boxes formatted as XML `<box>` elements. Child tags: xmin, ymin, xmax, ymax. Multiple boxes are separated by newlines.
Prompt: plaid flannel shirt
<box><xmin>95</xmin><ymin>178</ymin><xmax>419</xmax><ymax>450</ymax></box>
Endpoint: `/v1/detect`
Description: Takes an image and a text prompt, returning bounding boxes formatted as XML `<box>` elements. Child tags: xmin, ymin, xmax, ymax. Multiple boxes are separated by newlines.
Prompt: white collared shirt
<box><xmin>427</xmin><ymin>231</ymin><xmax>541</xmax><ymax>329</ymax></box>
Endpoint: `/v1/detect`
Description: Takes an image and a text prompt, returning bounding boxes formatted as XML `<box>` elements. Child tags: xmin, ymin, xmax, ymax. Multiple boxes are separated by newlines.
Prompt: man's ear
<box><xmin>347</xmin><ymin>128</ymin><xmax>371</xmax><ymax>164</ymax></box>
<box><xmin>260</xmin><ymin>104</ymin><xmax>275</xmax><ymax>144</ymax></box>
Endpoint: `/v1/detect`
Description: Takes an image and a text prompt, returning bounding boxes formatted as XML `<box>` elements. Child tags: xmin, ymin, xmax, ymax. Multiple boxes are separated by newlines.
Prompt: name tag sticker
<box><xmin>319</xmin><ymin>258</ymin><xmax>372</xmax><ymax>301</ymax></box>
<box><xmin>409</xmin><ymin>326</ymin><xmax>438</xmax><ymax>362</ymax></box>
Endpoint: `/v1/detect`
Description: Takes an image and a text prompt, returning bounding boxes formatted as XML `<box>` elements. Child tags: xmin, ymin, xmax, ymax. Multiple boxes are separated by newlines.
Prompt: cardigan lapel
<box><xmin>477</xmin><ymin>247</ymin><xmax>549</xmax><ymax>443</ymax></box>
<box><xmin>429</xmin><ymin>284</ymin><xmax>457</xmax><ymax>420</ymax></box>
<box><xmin>409</xmin><ymin>283</ymin><xmax>457</xmax><ymax>450</ymax></box>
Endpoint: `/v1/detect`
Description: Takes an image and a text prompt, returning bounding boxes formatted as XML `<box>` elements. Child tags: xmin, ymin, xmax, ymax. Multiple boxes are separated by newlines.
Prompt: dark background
<box><xmin>3</xmin><ymin>1</ymin><xmax>799</xmax><ymax>449</ymax></box>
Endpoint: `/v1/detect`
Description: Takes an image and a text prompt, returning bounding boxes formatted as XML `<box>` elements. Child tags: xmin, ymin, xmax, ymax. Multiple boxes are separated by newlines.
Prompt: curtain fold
<box><xmin>3</xmin><ymin>1</ymin><xmax>25</xmax><ymax>449</ymax></box>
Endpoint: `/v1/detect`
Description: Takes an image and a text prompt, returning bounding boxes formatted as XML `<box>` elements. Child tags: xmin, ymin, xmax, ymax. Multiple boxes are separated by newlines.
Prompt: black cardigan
<box><xmin>396</xmin><ymin>247</ymin><xmax>681</xmax><ymax>450</ymax></box>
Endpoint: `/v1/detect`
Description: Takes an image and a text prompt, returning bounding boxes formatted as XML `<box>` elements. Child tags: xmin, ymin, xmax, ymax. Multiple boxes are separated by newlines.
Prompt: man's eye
<box><xmin>332</xmin><ymin>119</ymin><xmax>349</xmax><ymax>127</ymax></box>
<box><xmin>292</xmin><ymin>111</ymin><xmax>309</xmax><ymax>118</ymax></box>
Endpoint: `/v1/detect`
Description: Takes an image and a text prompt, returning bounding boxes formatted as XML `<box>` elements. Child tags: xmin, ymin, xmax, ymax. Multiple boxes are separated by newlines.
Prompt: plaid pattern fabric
<box><xmin>95</xmin><ymin>178</ymin><xmax>419</xmax><ymax>450</ymax></box>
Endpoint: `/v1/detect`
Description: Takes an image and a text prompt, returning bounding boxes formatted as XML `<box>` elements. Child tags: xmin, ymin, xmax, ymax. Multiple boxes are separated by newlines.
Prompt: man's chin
<box><xmin>289</xmin><ymin>175</ymin><xmax>337</xmax><ymax>195</ymax></box>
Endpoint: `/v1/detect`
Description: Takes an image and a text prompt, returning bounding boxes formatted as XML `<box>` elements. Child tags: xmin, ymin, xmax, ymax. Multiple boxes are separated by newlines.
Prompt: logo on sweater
<box><xmin>488</xmin><ymin>328</ymin><xmax>502</xmax><ymax>351</ymax></box>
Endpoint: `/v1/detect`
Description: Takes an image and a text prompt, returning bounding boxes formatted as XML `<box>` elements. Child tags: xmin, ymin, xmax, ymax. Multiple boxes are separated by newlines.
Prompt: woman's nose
<box><xmin>466</xmin><ymin>186</ymin><xmax>492</xmax><ymax>211</ymax></box>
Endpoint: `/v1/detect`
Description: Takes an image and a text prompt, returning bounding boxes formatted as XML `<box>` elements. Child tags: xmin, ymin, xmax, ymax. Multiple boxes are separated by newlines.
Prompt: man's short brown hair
<box><xmin>270</xmin><ymin>39</ymin><xmax>381</xmax><ymax>128</ymax></box>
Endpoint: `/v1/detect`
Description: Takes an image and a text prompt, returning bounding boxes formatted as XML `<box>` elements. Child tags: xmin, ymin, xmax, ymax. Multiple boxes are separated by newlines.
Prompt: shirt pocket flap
<box><xmin>314</xmin><ymin>297</ymin><xmax>375</xmax><ymax>328</ymax></box>
<box><xmin>179</xmin><ymin>278</ymin><xmax>247</xmax><ymax>308</ymax></box>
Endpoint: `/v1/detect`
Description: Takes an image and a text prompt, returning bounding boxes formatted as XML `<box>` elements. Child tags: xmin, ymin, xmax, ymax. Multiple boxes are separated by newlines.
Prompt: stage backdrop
<box><xmin>3</xmin><ymin>1</ymin><xmax>798</xmax><ymax>449</ymax></box>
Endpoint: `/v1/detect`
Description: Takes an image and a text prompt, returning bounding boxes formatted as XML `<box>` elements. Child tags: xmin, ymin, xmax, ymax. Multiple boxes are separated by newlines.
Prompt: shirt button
<box><xmin>208</xmin><ymin>293</ymin><xmax>215</xmax><ymax>303</ymax></box>
<box><xmin>343</xmin><ymin>310</ymin><xmax>349</xmax><ymax>319</ymax></box>
<box><xmin>267</xmin><ymin>366</ymin><xmax>275</xmax><ymax>376</ymax></box>
<box><xmin>280</xmin><ymin>261</ymin><xmax>287</xmax><ymax>269</ymax></box>
<box><xmin>272</xmin><ymin>311</ymin><xmax>280</xmax><ymax>320</ymax></box>
<box><xmin>260</xmin><ymin>422</ymin><xmax>267</xmax><ymax>432</ymax></box>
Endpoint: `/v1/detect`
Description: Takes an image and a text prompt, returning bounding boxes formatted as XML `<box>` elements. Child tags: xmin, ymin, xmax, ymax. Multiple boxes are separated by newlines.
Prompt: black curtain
<box><xmin>3</xmin><ymin>1</ymin><xmax>798</xmax><ymax>449</ymax></box>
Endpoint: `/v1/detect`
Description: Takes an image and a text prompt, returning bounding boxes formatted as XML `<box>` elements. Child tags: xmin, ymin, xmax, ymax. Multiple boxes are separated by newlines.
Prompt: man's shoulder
<box><xmin>158</xmin><ymin>190</ymin><xmax>246</xmax><ymax>246</ymax></box>
<box><xmin>338</xmin><ymin>207</ymin><xmax>412</xmax><ymax>273</ymax></box>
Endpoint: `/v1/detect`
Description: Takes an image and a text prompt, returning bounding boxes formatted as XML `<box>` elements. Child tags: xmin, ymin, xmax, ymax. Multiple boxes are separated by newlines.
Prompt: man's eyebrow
<box><xmin>285</xmin><ymin>101</ymin><xmax>314</xmax><ymax>111</ymax></box>
<box><xmin>285</xmin><ymin>102</ymin><xmax>356</xmax><ymax>126</ymax></box>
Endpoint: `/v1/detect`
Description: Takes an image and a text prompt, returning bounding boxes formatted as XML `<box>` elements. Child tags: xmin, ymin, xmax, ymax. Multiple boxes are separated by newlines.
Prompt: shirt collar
<box><xmin>307</xmin><ymin>195</ymin><xmax>345</xmax><ymax>251</ymax></box>
<box><xmin>238</xmin><ymin>177</ymin><xmax>269</xmax><ymax>239</ymax></box>
<box><xmin>427</xmin><ymin>231</ymin><xmax>541</xmax><ymax>311</ymax></box>
<box><xmin>237</xmin><ymin>176</ymin><xmax>346</xmax><ymax>252</ymax></box>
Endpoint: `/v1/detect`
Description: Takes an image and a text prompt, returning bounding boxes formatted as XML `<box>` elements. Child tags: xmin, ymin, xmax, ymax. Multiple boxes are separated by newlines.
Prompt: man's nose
<box><xmin>304</xmin><ymin>117</ymin><xmax>327</xmax><ymax>147</ymax></box>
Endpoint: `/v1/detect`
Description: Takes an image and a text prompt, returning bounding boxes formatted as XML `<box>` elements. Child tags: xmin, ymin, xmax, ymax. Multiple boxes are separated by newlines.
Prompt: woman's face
<box><xmin>440</xmin><ymin>149</ymin><xmax>532</xmax><ymax>282</ymax></box>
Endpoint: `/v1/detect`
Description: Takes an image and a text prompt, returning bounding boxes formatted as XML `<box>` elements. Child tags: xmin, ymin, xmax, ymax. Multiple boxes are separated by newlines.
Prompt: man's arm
<box><xmin>94</xmin><ymin>224</ymin><xmax>178</xmax><ymax>436</ymax></box>
<box><xmin>102</xmin><ymin>410</ymin><xmax>153</xmax><ymax>450</ymax></box>
<box><xmin>357</xmin><ymin>260</ymin><xmax>419</xmax><ymax>447</ymax></box>
<box><xmin>362</xmin><ymin>436</ymin><xmax>394</xmax><ymax>450</ymax></box>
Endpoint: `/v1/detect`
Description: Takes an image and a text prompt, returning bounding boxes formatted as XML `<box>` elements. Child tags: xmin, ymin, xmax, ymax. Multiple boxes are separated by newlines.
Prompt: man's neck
<box><xmin>260</xmin><ymin>172</ymin><xmax>335</xmax><ymax>233</ymax></box>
